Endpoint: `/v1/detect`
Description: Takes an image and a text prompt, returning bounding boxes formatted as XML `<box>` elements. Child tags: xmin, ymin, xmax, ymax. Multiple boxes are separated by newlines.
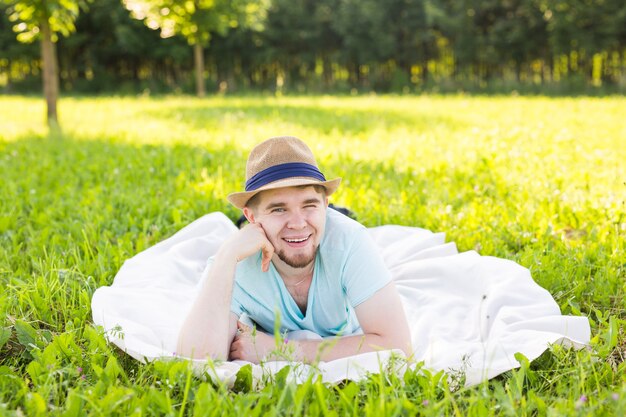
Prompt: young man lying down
<box><xmin>177</xmin><ymin>136</ymin><xmax>411</xmax><ymax>363</ymax></box>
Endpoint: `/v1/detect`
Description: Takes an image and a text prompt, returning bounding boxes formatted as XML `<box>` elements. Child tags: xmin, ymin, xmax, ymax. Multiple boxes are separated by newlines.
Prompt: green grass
<box><xmin>0</xmin><ymin>94</ymin><xmax>625</xmax><ymax>416</ymax></box>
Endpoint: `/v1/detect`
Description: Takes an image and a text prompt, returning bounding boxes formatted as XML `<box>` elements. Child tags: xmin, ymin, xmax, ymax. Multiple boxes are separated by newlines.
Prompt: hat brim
<box><xmin>227</xmin><ymin>177</ymin><xmax>341</xmax><ymax>209</ymax></box>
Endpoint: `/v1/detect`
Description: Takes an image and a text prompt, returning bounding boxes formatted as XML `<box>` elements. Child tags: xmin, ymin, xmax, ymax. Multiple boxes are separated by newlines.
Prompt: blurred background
<box><xmin>1</xmin><ymin>0</ymin><xmax>625</xmax><ymax>98</ymax></box>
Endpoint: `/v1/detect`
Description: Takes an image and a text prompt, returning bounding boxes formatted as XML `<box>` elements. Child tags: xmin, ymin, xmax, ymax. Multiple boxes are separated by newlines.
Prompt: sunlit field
<box><xmin>1</xmin><ymin>94</ymin><xmax>625</xmax><ymax>415</ymax></box>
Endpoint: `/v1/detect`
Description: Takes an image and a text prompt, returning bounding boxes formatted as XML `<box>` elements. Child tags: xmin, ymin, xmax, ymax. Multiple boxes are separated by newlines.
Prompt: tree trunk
<box><xmin>5</xmin><ymin>59</ymin><xmax>12</xmax><ymax>92</ymax></box>
<box><xmin>322</xmin><ymin>54</ymin><xmax>332</xmax><ymax>90</ymax></box>
<box><xmin>40</xmin><ymin>18</ymin><xmax>59</xmax><ymax>128</ymax></box>
<box><xmin>194</xmin><ymin>42</ymin><xmax>206</xmax><ymax>97</ymax></box>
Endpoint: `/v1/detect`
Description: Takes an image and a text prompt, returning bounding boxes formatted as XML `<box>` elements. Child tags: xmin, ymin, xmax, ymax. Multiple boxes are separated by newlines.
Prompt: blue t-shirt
<box><xmin>227</xmin><ymin>208</ymin><xmax>392</xmax><ymax>337</ymax></box>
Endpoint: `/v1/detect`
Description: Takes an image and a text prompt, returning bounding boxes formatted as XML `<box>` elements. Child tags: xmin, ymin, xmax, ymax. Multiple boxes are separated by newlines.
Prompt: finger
<box><xmin>230</xmin><ymin>342</ymin><xmax>238</xmax><ymax>353</ymax></box>
<box><xmin>253</xmin><ymin>224</ymin><xmax>274</xmax><ymax>272</ymax></box>
<box><xmin>261</xmin><ymin>243</ymin><xmax>274</xmax><ymax>272</ymax></box>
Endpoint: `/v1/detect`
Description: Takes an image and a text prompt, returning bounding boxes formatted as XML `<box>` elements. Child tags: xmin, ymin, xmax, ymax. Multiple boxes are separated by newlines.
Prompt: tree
<box><xmin>0</xmin><ymin>4</ymin><xmax>39</xmax><ymax>92</ymax></box>
<box><xmin>487</xmin><ymin>0</ymin><xmax>548</xmax><ymax>83</ymax></box>
<box><xmin>124</xmin><ymin>0</ymin><xmax>267</xmax><ymax>97</ymax></box>
<box><xmin>545</xmin><ymin>0</ymin><xmax>626</xmax><ymax>84</ymax></box>
<box><xmin>384</xmin><ymin>0</ymin><xmax>434</xmax><ymax>88</ymax></box>
<box><xmin>333</xmin><ymin>0</ymin><xmax>395</xmax><ymax>88</ymax></box>
<box><xmin>3</xmin><ymin>0</ymin><xmax>88</xmax><ymax>128</ymax></box>
<box><xmin>260</xmin><ymin>0</ymin><xmax>340</xmax><ymax>91</ymax></box>
<box><xmin>59</xmin><ymin>0</ymin><xmax>191</xmax><ymax>93</ymax></box>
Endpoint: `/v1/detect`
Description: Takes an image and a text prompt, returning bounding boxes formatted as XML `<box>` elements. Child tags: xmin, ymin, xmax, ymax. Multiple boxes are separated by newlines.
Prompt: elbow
<box><xmin>369</xmin><ymin>331</ymin><xmax>412</xmax><ymax>358</ymax></box>
<box><xmin>176</xmin><ymin>331</ymin><xmax>199</xmax><ymax>358</ymax></box>
<box><xmin>398</xmin><ymin>343</ymin><xmax>413</xmax><ymax>358</ymax></box>
<box><xmin>399</xmin><ymin>330</ymin><xmax>413</xmax><ymax>357</ymax></box>
<box><xmin>176</xmin><ymin>335</ymin><xmax>228</xmax><ymax>360</ymax></box>
<box><xmin>176</xmin><ymin>337</ymin><xmax>198</xmax><ymax>359</ymax></box>
<box><xmin>385</xmin><ymin>331</ymin><xmax>412</xmax><ymax>358</ymax></box>
<box><xmin>392</xmin><ymin>337</ymin><xmax>413</xmax><ymax>358</ymax></box>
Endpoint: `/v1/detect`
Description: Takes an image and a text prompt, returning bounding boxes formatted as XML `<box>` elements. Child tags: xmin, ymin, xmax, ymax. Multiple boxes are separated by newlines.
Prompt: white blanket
<box><xmin>91</xmin><ymin>212</ymin><xmax>590</xmax><ymax>386</ymax></box>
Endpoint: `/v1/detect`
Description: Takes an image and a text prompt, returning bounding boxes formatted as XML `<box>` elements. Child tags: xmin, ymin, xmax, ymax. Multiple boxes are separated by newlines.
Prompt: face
<box><xmin>244</xmin><ymin>186</ymin><xmax>328</xmax><ymax>270</ymax></box>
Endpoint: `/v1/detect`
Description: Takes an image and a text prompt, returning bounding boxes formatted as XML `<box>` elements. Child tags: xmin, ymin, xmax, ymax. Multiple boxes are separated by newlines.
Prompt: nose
<box><xmin>286</xmin><ymin>209</ymin><xmax>307</xmax><ymax>229</ymax></box>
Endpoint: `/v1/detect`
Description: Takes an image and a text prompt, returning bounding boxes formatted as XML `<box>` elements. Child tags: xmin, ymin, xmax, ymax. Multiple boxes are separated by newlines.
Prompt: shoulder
<box><xmin>322</xmin><ymin>207</ymin><xmax>367</xmax><ymax>248</ymax></box>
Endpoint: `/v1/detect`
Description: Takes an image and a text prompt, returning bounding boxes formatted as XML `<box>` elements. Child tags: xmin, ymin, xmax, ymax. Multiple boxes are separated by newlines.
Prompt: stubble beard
<box><xmin>277</xmin><ymin>244</ymin><xmax>319</xmax><ymax>269</ymax></box>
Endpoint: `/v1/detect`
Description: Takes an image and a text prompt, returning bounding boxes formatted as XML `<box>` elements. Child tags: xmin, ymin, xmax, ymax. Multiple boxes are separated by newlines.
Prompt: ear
<box><xmin>243</xmin><ymin>207</ymin><xmax>256</xmax><ymax>224</ymax></box>
<box><xmin>324</xmin><ymin>196</ymin><xmax>329</xmax><ymax>207</ymax></box>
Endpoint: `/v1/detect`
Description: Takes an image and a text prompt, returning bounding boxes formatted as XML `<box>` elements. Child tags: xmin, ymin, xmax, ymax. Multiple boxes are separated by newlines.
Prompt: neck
<box><xmin>273</xmin><ymin>257</ymin><xmax>314</xmax><ymax>284</ymax></box>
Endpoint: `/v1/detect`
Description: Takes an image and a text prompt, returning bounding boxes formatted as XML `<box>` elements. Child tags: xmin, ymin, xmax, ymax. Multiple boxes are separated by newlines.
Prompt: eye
<box><xmin>271</xmin><ymin>208</ymin><xmax>285</xmax><ymax>213</ymax></box>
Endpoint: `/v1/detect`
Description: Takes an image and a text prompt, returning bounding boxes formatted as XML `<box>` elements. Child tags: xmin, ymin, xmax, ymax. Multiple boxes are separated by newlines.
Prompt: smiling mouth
<box><xmin>283</xmin><ymin>235</ymin><xmax>311</xmax><ymax>243</ymax></box>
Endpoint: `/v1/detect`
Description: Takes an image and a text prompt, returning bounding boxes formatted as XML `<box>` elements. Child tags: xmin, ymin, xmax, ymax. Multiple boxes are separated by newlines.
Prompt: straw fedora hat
<box><xmin>227</xmin><ymin>136</ymin><xmax>341</xmax><ymax>209</ymax></box>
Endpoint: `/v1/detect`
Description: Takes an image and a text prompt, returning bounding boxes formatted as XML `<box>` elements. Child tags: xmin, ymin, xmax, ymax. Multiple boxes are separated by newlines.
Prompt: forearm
<box><xmin>286</xmin><ymin>285</ymin><xmax>413</xmax><ymax>363</ymax></box>
<box><xmin>176</xmin><ymin>250</ymin><xmax>236</xmax><ymax>360</ymax></box>
<box><xmin>291</xmin><ymin>332</ymin><xmax>410</xmax><ymax>363</ymax></box>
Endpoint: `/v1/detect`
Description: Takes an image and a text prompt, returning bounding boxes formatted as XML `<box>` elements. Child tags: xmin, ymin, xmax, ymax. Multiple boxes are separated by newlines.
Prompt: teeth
<box><xmin>285</xmin><ymin>237</ymin><xmax>308</xmax><ymax>243</ymax></box>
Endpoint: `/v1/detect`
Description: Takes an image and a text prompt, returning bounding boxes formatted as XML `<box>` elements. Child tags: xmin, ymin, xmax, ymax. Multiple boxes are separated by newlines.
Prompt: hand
<box><xmin>220</xmin><ymin>223</ymin><xmax>275</xmax><ymax>272</ymax></box>
<box><xmin>229</xmin><ymin>321</ymin><xmax>276</xmax><ymax>363</ymax></box>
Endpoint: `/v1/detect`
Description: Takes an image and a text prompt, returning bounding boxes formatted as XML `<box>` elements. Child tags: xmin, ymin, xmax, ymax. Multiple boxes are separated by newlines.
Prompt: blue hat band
<box><xmin>245</xmin><ymin>162</ymin><xmax>326</xmax><ymax>192</ymax></box>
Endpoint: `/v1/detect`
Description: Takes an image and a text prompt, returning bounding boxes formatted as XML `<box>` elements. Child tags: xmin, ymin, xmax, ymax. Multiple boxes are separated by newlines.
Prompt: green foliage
<box><xmin>2</xmin><ymin>0</ymin><xmax>89</xmax><ymax>43</ymax></box>
<box><xmin>123</xmin><ymin>0</ymin><xmax>267</xmax><ymax>46</ymax></box>
<box><xmin>233</xmin><ymin>364</ymin><xmax>253</xmax><ymax>393</ymax></box>
<box><xmin>0</xmin><ymin>328</ymin><xmax>11</xmax><ymax>351</ymax></box>
<box><xmin>3</xmin><ymin>0</ymin><xmax>625</xmax><ymax>94</ymax></box>
<box><xmin>0</xmin><ymin>94</ymin><xmax>625</xmax><ymax>415</ymax></box>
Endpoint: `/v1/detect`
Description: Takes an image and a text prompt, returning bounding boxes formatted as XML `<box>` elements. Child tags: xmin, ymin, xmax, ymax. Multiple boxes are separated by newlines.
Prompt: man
<box><xmin>177</xmin><ymin>136</ymin><xmax>411</xmax><ymax>363</ymax></box>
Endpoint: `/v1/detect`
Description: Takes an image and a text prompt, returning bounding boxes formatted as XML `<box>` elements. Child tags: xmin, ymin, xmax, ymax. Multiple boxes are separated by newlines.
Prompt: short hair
<box><xmin>245</xmin><ymin>184</ymin><xmax>327</xmax><ymax>211</ymax></box>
